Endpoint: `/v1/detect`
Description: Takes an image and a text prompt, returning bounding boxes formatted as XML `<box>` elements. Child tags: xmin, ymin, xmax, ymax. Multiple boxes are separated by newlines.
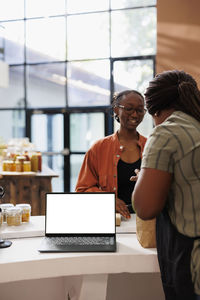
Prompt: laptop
<box><xmin>38</xmin><ymin>192</ymin><xmax>116</xmax><ymax>252</ymax></box>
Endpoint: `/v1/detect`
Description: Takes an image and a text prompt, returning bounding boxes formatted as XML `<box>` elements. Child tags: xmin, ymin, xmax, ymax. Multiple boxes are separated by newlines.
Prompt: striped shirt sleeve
<box><xmin>141</xmin><ymin>125</ymin><xmax>175</xmax><ymax>173</ymax></box>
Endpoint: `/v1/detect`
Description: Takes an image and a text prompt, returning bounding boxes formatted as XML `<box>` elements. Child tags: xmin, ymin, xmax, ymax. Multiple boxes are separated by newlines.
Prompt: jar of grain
<box><xmin>6</xmin><ymin>207</ymin><xmax>22</xmax><ymax>226</ymax></box>
<box><xmin>2</xmin><ymin>160</ymin><xmax>14</xmax><ymax>172</ymax></box>
<box><xmin>0</xmin><ymin>203</ymin><xmax>14</xmax><ymax>222</ymax></box>
<box><xmin>16</xmin><ymin>156</ymin><xmax>26</xmax><ymax>172</ymax></box>
<box><xmin>2</xmin><ymin>160</ymin><xmax>8</xmax><ymax>171</ymax></box>
<box><xmin>15</xmin><ymin>160</ymin><xmax>21</xmax><ymax>172</ymax></box>
<box><xmin>16</xmin><ymin>203</ymin><xmax>31</xmax><ymax>222</ymax></box>
<box><xmin>23</xmin><ymin>161</ymin><xmax>31</xmax><ymax>172</ymax></box>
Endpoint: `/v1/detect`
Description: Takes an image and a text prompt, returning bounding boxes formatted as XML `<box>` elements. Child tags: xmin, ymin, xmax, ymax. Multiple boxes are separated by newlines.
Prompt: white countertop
<box><xmin>0</xmin><ymin>216</ymin><xmax>45</xmax><ymax>239</ymax></box>
<box><xmin>0</xmin><ymin>215</ymin><xmax>159</xmax><ymax>284</ymax></box>
<box><xmin>117</xmin><ymin>214</ymin><xmax>136</xmax><ymax>233</ymax></box>
<box><xmin>0</xmin><ymin>234</ymin><xmax>158</xmax><ymax>284</ymax></box>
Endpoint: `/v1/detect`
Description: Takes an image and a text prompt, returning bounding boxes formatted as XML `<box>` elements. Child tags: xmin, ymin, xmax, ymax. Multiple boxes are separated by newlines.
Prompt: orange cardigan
<box><xmin>75</xmin><ymin>132</ymin><xmax>147</xmax><ymax>196</ymax></box>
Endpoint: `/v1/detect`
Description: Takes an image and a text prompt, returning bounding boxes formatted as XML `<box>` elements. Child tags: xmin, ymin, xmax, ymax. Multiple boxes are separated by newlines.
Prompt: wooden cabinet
<box><xmin>0</xmin><ymin>166</ymin><xmax>58</xmax><ymax>215</ymax></box>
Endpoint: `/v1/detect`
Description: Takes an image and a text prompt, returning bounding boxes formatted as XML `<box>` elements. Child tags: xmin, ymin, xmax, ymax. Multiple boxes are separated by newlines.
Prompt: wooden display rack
<box><xmin>0</xmin><ymin>165</ymin><xmax>58</xmax><ymax>215</ymax></box>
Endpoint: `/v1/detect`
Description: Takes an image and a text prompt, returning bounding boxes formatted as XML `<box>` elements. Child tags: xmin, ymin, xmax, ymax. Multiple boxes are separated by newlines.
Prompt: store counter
<box><xmin>0</xmin><ymin>215</ymin><xmax>164</xmax><ymax>300</ymax></box>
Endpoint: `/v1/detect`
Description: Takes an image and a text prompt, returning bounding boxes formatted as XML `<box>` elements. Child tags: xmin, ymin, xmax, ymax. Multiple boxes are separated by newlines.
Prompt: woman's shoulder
<box><xmin>138</xmin><ymin>133</ymin><xmax>147</xmax><ymax>146</ymax></box>
<box><xmin>154</xmin><ymin>111</ymin><xmax>198</xmax><ymax>137</ymax></box>
<box><xmin>89</xmin><ymin>133</ymin><xmax>117</xmax><ymax>150</ymax></box>
<box><xmin>138</xmin><ymin>133</ymin><xmax>147</xmax><ymax>142</ymax></box>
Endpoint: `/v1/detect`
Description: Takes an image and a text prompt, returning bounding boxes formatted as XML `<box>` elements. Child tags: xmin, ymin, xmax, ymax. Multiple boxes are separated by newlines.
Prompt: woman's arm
<box><xmin>75</xmin><ymin>149</ymin><xmax>101</xmax><ymax>192</ymax></box>
<box><xmin>132</xmin><ymin>168</ymin><xmax>172</xmax><ymax>220</ymax></box>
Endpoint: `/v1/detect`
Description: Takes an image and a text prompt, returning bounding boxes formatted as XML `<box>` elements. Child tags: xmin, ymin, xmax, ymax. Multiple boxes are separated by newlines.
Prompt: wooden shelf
<box><xmin>0</xmin><ymin>171</ymin><xmax>36</xmax><ymax>176</ymax></box>
<box><xmin>0</xmin><ymin>165</ymin><xmax>59</xmax><ymax>216</ymax></box>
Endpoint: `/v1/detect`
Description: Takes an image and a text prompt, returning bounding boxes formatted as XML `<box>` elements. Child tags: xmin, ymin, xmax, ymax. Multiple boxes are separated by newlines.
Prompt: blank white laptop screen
<box><xmin>46</xmin><ymin>193</ymin><xmax>115</xmax><ymax>234</ymax></box>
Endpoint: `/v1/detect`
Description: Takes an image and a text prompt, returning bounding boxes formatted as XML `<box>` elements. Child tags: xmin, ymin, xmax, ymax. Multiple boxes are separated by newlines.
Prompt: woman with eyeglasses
<box><xmin>132</xmin><ymin>70</ymin><xmax>200</xmax><ymax>299</ymax></box>
<box><xmin>75</xmin><ymin>90</ymin><xmax>147</xmax><ymax>219</ymax></box>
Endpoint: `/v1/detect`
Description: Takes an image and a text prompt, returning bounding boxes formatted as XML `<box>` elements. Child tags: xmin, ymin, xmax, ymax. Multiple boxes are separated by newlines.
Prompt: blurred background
<box><xmin>0</xmin><ymin>0</ymin><xmax>157</xmax><ymax>192</ymax></box>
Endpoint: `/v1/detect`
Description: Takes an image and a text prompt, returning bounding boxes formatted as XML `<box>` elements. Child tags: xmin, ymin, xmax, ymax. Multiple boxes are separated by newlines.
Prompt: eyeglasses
<box><xmin>118</xmin><ymin>105</ymin><xmax>147</xmax><ymax>115</ymax></box>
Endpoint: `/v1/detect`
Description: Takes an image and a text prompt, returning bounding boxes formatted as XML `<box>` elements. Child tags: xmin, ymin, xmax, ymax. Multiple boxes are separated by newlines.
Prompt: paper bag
<box><xmin>136</xmin><ymin>215</ymin><xmax>156</xmax><ymax>248</ymax></box>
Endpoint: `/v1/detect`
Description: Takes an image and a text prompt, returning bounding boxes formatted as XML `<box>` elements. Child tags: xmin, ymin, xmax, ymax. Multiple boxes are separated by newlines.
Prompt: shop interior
<box><xmin>0</xmin><ymin>0</ymin><xmax>199</xmax><ymax>299</ymax></box>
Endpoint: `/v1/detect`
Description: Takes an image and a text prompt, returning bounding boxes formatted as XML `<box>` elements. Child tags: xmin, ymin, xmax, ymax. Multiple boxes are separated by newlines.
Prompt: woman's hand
<box><xmin>116</xmin><ymin>198</ymin><xmax>131</xmax><ymax>219</ymax></box>
<box><xmin>130</xmin><ymin>169</ymin><xmax>140</xmax><ymax>181</ymax></box>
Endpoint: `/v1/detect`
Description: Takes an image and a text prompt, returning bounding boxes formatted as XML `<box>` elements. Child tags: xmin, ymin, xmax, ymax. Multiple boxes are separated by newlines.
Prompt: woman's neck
<box><xmin>117</xmin><ymin>128</ymin><xmax>140</xmax><ymax>163</ymax></box>
<box><xmin>117</xmin><ymin>128</ymin><xmax>138</xmax><ymax>142</ymax></box>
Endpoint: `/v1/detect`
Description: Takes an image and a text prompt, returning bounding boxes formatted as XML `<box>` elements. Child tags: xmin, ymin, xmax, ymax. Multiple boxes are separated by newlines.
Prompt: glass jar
<box><xmin>16</xmin><ymin>155</ymin><xmax>26</xmax><ymax>172</ymax></box>
<box><xmin>23</xmin><ymin>161</ymin><xmax>31</xmax><ymax>172</ymax></box>
<box><xmin>16</xmin><ymin>203</ymin><xmax>31</xmax><ymax>222</ymax></box>
<box><xmin>2</xmin><ymin>160</ymin><xmax>8</xmax><ymax>171</ymax></box>
<box><xmin>2</xmin><ymin>160</ymin><xmax>14</xmax><ymax>172</ymax></box>
<box><xmin>31</xmin><ymin>153</ymin><xmax>38</xmax><ymax>172</ymax></box>
<box><xmin>0</xmin><ymin>203</ymin><xmax>14</xmax><ymax>222</ymax></box>
<box><xmin>36</xmin><ymin>151</ymin><xmax>42</xmax><ymax>172</ymax></box>
<box><xmin>15</xmin><ymin>160</ymin><xmax>21</xmax><ymax>172</ymax></box>
<box><xmin>0</xmin><ymin>208</ymin><xmax>2</xmax><ymax>225</ymax></box>
<box><xmin>6</xmin><ymin>207</ymin><xmax>22</xmax><ymax>226</ymax></box>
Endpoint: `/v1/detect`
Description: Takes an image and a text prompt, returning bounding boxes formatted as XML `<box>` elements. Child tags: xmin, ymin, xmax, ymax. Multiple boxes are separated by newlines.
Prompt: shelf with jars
<box><xmin>0</xmin><ymin>138</ymin><xmax>42</xmax><ymax>175</ymax></box>
<box><xmin>0</xmin><ymin>138</ymin><xmax>58</xmax><ymax>216</ymax></box>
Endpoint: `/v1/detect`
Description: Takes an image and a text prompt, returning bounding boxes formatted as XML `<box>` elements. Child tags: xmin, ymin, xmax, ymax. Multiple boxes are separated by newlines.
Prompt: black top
<box><xmin>117</xmin><ymin>158</ymin><xmax>141</xmax><ymax>213</ymax></box>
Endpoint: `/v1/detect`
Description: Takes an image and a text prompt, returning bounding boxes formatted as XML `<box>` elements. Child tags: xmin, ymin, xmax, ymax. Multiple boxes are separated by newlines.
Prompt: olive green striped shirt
<box><xmin>141</xmin><ymin>110</ymin><xmax>200</xmax><ymax>293</ymax></box>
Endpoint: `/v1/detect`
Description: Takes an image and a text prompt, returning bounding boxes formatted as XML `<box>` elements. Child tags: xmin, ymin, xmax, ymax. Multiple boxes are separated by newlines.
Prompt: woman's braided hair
<box><xmin>145</xmin><ymin>70</ymin><xmax>200</xmax><ymax>121</ymax></box>
<box><xmin>112</xmin><ymin>89</ymin><xmax>144</xmax><ymax>123</ymax></box>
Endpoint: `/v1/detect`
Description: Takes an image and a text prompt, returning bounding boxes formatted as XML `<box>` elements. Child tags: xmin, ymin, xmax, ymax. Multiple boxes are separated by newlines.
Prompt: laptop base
<box><xmin>38</xmin><ymin>241</ymin><xmax>116</xmax><ymax>253</ymax></box>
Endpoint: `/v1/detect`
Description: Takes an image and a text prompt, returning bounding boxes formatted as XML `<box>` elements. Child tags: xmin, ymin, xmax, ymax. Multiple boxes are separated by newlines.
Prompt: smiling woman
<box><xmin>75</xmin><ymin>90</ymin><xmax>147</xmax><ymax>219</ymax></box>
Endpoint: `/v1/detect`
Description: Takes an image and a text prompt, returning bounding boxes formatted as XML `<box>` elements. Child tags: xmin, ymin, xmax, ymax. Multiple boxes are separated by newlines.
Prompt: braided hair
<box><xmin>112</xmin><ymin>90</ymin><xmax>144</xmax><ymax>123</ymax></box>
<box><xmin>145</xmin><ymin>70</ymin><xmax>200</xmax><ymax>122</ymax></box>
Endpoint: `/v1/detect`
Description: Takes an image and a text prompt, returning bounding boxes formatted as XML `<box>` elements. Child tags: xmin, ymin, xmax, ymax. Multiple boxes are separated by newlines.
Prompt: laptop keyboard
<box><xmin>45</xmin><ymin>236</ymin><xmax>114</xmax><ymax>246</ymax></box>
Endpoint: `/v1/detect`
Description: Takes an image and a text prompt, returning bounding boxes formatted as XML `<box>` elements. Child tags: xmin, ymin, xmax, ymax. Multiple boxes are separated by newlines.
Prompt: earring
<box><xmin>154</xmin><ymin>112</ymin><xmax>158</xmax><ymax>117</ymax></box>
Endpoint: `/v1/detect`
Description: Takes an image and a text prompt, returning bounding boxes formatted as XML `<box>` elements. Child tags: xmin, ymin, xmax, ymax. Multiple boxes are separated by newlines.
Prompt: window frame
<box><xmin>0</xmin><ymin>1</ymin><xmax>156</xmax><ymax>192</ymax></box>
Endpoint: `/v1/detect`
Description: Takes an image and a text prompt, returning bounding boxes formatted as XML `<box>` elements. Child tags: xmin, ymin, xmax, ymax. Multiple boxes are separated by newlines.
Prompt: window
<box><xmin>0</xmin><ymin>0</ymin><xmax>156</xmax><ymax>192</ymax></box>
<box><xmin>67</xmin><ymin>60</ymin><xmax>110</xmax><ymax>106</ymax></box>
